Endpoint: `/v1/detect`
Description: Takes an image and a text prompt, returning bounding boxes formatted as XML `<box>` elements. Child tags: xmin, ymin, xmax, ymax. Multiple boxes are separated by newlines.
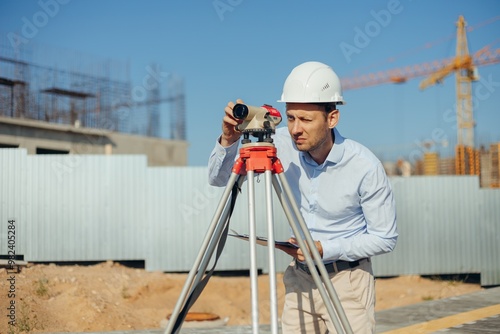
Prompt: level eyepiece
<box><xmin>233</xmin><ymin>104</ymin><xmax>249</xmax><ymax>120</ymax></box>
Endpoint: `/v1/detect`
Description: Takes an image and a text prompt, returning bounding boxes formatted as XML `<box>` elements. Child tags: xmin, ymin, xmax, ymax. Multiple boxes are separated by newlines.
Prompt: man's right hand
<box><xmin>220</xmin><ymin>99</ymin><xmax>244</xmax><ymax>147</ymax></box>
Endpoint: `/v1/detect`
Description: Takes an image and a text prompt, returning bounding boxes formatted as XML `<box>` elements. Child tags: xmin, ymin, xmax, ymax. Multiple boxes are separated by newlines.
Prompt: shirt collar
<box><xmin>328</xmin><ymin>127</ymin><xmax>345</xmax><ymax>164</ymax></box>
<box><xmin>300</xmin><ymin>128</ymin><xmax>345</xmax><ymax>167</ymax></box>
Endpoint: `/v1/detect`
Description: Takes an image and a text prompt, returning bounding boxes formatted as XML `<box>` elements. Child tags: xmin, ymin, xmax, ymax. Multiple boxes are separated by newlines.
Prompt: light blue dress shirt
<box><xmin>208</xmin><ymin>127</ymin><xmax>398</xmax><ymax>263</ymax></box>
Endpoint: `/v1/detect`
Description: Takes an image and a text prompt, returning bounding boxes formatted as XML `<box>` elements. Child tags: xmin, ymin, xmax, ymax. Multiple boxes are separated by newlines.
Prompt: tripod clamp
<box><xmin>233</xmin><ymin>142</ymin><xmax>283</xmax><ymax>176</ymax></box>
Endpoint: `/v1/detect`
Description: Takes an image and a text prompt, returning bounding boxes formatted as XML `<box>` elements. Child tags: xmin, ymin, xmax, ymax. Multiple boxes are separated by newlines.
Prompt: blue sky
<box><xmin>1</xmin><ymin>0</ymin><xmax>499</xmax><ymax>166</ymax></box>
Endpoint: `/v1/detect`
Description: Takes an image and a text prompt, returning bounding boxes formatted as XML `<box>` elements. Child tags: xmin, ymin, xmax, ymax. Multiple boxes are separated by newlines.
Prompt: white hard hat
<box><xmin>278</xmin><ymin>61</ymin><xmax>345</xmax><ymax>104</ymax></box>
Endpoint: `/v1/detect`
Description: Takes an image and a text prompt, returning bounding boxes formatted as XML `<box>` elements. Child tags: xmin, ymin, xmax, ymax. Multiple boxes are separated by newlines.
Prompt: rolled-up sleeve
<box><xmin>208</xmin><ymin>137</ymin><xmax>239</xmax><ymax>187</ymax></box>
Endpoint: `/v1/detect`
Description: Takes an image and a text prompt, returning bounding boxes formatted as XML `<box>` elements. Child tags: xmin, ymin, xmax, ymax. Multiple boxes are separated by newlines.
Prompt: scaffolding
<box><xmin>490</xmin><ymin>143</ymin><xmax>500</xmax><ymax>188</ymax></box>
<box><xmin>0</xmin><ymin>37</ymin><xmax>186</xmax><ymax>140</ymax></box>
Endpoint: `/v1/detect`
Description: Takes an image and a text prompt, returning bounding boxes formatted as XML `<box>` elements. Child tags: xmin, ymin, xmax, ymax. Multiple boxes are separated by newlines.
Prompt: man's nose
<box><xmin>291</xmin><ymin>121</ymin><xmax>302</xmax><ymax>135</ymax></box>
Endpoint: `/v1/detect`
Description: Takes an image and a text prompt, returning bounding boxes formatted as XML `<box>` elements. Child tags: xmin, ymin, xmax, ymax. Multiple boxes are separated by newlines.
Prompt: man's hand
<box><xmin>276</xmin><ymin>237</ymin><xmax>323</xmax><ymax>262</ymax></box>
<box><xmin>220</xmin><ymin>99</ymin><xmax>244</xmax><ymax>147</ymax></box>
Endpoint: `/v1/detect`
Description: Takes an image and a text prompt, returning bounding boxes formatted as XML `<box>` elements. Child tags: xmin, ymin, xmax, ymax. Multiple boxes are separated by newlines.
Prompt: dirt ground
<box><xmin>0</xmin><ymin>261</ymin><xmax>483</xmax><ymax>333</ymax></box>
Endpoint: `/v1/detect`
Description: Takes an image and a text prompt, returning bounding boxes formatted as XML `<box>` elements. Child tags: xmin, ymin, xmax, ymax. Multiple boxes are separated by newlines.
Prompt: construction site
<box><xmin>1</xmin><ymin>7</ymin><xmax>500</xmax><ymax>334</ymax></box>
<box><xmin>0</xmin><ymin>36</ymin><xmax>188</xmax><ymax>166</ymax></box>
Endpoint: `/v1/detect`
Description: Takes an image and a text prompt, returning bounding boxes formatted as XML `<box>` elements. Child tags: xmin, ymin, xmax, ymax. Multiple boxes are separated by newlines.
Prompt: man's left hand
<box><xmin>276</xmin><ymin>237</ymin><xmax>323</xmax><ymax>262</ymax></box>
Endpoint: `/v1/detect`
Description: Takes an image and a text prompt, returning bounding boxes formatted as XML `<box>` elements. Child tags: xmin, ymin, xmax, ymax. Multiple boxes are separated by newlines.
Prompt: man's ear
<box><xmin>327</xmin><ymin>109</ymin><xmax>339</xmax><ymax>129</ymax></box>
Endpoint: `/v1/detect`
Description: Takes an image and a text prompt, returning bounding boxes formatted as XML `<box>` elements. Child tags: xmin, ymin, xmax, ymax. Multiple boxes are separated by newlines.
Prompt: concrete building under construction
<box><xmin>0</xmin><ymin>38</ymin><xmax>187</xmax><ymax>166</ymax></box>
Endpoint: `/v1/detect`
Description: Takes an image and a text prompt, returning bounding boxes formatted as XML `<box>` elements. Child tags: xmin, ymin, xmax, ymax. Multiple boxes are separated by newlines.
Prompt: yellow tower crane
<box><xmin>419</xmin><ymin>16</ymin><xmax>477</xmax><ymax>175</ymax></box>
<box><xmin>341</xmin><ymin>15</ymin><xmax>500</xmax><ymax>176</ymax></box>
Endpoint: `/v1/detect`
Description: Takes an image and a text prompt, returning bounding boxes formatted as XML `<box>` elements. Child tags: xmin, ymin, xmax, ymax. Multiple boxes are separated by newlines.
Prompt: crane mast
<box><xmin>422</xmin><ymin>16</ymin><xmax>477</xmax><ymax>148</ymax></box>
<box><xmin>455</xmin><ymin>15</ymin><xmax>476</xmax><ymax>155</ymax></box>
<box><xmin>455</xmin><ymin>16</ymin><xmax>478</xmax><ymax>174</ymax></box>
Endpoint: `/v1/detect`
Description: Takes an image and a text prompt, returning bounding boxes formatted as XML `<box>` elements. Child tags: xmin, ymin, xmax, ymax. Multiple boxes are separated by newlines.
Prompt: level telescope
<box><xmin>232</xmin><ymin>103</ymin><xmax>282</xmax><ymax>144</ymax></box>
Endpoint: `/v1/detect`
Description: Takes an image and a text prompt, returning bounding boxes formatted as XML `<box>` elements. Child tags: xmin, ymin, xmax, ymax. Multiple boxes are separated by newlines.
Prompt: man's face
<box><xmin>285</xmin><ymin>103</ymin><xmax>338</xmax><ymax>153</ymax></box>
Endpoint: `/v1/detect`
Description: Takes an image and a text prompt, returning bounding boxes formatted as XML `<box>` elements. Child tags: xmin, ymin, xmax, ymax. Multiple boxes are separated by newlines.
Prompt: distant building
<box><xmin>488</xmin><ymin>143</ymin><xmax>500</xmax><ymax>188</ymax></box>
<box><xmin>396</xmin><ymin>159</ymin><xmax>411</xmax><ymax>177</ymax></box>
<box><xmin>423</xmin><ymin>152</ymin><xmax>439</xmax><ymax>175</ymax></box>
<box><xmin>0</xmin><ymin>116</ymin><xmax>188</xmax><ymax>166</ymax></box>
<box><xmin>438</xmin><ymin>156</ymin><xmax>455</xmax><ymax>175</ymax></box>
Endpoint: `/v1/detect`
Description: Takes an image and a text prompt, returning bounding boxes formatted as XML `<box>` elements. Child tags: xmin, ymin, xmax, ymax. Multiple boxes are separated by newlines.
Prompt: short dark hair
<box><xmin>315</xmin><ymin>103</ymin><xmax>337</xmax><ymax>113</ymax></box>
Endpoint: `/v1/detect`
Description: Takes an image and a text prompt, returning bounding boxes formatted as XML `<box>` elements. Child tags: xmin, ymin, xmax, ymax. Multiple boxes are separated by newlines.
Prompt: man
<box><xmin>208</xmin><ymin>61</ymin><xmax>398</xmax><ymax>333</ymax></box>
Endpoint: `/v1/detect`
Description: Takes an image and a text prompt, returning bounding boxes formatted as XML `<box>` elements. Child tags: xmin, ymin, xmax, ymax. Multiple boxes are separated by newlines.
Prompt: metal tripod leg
<box><xmin>246</xmin><ymin>170</ymin><xmax>280</xmax><ymax>334</ymax></box>
<box><xmin>264</xmin><ymin>170</ymin><xmax>279</xmax><ymax>334</ymax></box>
<box><xmin>272</xmin><ymin>172</ymin><xmax>354</xmax><ymax>334</ymax></box>
<box><xmin>164</xmin><ymin>173</ymin><xmax>244</xmax><ymax>334</ymax></box>
<box><xmin>247</xmin><ymin>170</ymin><xmax>260</xmax><ymax>333</ymax></box>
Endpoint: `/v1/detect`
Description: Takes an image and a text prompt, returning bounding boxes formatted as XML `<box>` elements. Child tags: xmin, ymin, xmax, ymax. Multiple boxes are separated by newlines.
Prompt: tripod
<box><xmin>165</xmin><ymin>139</ymin><xmax>353</xmax><ymax>334</ymax></box>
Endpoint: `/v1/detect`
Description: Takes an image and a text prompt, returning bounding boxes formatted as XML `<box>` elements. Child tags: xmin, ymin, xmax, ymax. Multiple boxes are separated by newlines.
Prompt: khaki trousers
<box><xmin>281</xmin><ymin>259</ymin><xmax>375</xmax><ymax>334</ymax></box>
